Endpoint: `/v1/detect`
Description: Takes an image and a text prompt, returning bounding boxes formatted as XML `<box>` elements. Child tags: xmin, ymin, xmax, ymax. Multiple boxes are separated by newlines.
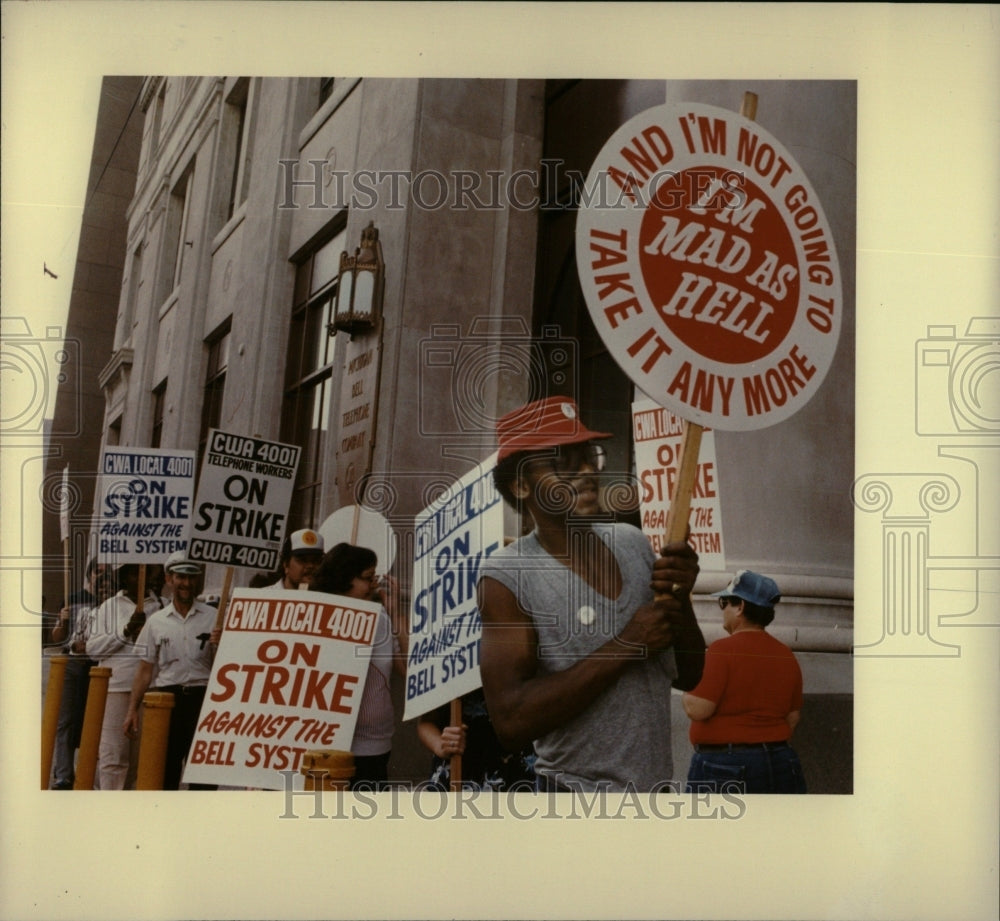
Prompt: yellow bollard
<box><xmin>135</xmin><ymin>691</ymin><xmax>174</xmax><ymax>790</ymax></box>
<box><xmin>300</xmin><ymin>749</ymin><xmax>355</xmax><ymax>790</ymax></box>
<box><xmin>74</xmin><ymin>666</ymin><xmax>111</xmax><ymax>790</ymax></box>
<box><xmin>41</xmin><ymin>655</ymin><xmax>69</xmax><ymax>789</ymax></box>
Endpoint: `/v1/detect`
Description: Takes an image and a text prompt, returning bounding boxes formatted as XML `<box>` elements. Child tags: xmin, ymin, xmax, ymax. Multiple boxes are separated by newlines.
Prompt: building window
<box><xmin>151</xmin><ymin>381</ymin><xmax>167</xmax><ymax>448</ymax></box>
<box><xmin>107</xmin><ymin>415</ymin><xmax>122</xmax><ymax>448</ymax></box>
<box><xmin>199</xmin><ymin>323</ymin><xmax>231</xmax><ymax>463</ymax></box>
<box><xmin>158</xmin><ymin>166</ymin><xmax>194</xmax><ymax>306</ymax></box>
<box><xmin>225</xmin><ymin>78</ymin><xmax>256</xmax><ymax>220</ymax></box>
<box><xmin>150</xmin><ymin>81</ymin><xmax>166</xmax><ymax>154</ymax></box>
<box><xmin>117</xmin><ymin>241</ymin><xmax>144</xmax><ymax>348</ymax></box>
<box><xmin>282</xmin><ymin>225</ymin><xmax>346</xmax><ymax>528</ymax></box>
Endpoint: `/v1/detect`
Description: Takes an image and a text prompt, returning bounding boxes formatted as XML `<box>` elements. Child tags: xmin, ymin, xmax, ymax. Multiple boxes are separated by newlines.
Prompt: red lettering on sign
<box><xmin>667</xmin><ymin>361</ymin><xmax>735</xmax><ymax>415</ymax></box>
<box><xmin>742</xmin><ymin>346</ymin><xmax>817</xmax><ymax>416</ymax></box>
<box><xmin>639</xmin><ymin>169</ymin><xmax>799</xmax><ymax>364</ymax></box>
<box><xmin>626</xmin><ymin>327</ymin><xmax>672</xmax><ymax>373</ymax></box>
<box><xmin>603</xmin><ymin>297</ymin><xmax>642</xmax><ymax>329</ymax></box>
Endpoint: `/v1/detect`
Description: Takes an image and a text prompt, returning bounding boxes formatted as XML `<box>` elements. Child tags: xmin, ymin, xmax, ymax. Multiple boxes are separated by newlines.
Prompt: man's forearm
<box><xmin>671</xmin><ymin>600</ymin><xmax>706</xmax><ymax>690</ymax></box>
<box><xmin>128</xmin><ymin>663</ymin><xmax>154</xmax><ymax>714</ymax></box>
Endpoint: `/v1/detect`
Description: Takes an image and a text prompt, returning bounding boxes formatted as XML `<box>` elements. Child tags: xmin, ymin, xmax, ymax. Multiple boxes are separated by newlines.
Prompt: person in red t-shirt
<box><xmin>683</xmin><ymin>570</ymin><xmax>807</xmax><ymax>794</ymax></box>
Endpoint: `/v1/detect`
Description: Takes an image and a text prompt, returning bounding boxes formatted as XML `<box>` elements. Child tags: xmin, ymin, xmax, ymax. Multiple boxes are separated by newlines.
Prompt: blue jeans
<box><xmin>686</xmin><ymin>743</ymin><xmax>807</xmax><ymax>794</ymax></box>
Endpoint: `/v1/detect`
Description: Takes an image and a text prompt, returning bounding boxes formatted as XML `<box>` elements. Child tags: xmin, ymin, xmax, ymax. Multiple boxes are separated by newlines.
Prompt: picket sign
<box><xmin>187</xmin><ymin>429</ymin><xmax>300</xmax><ymax>632</ymax></box>
<box><xmin>183</xmin><ymin>587</ymin><xmax>381</xmax><ymax>790</ymax></box>
<box><xmin>94</xmin><ymin>447</ymin><xmax>197</xmax><ymax>565</ymax></box>
<box><xmin>576</xmin><ymin>90</ymin><xmax>841</xmax><ymax>586</ymax></box>
<box><xmin>403</xmin><ymin>454</ymin><xmax>505</xmax><ymax>790</ymax></box>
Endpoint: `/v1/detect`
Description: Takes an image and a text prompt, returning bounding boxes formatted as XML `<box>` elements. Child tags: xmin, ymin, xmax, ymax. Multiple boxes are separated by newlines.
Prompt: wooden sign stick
<box><xmin>135</xmin><ymin>564</ymin><xmax>146</xmax><ymax>616</ymax></box>
<box><xmin>351</xmin><ymin>503</ymin><xmax>361</xmax><ymax>544</ymax></box>
<box><xmin>62</xmin><ymin>539</ymin><xmax>70</xmax><ymax>612</ymax></box>
<box><xmin>448</xmin><ymin>697</ymin><xmax>463</xmax><ymax>792</ymax></box>
<box><xmin>659</xmin><ymin>91</ymin><xmax>757</xmax><ymax>568</ymax></box>
<box><xmin>213</xmin><ymin>566</ymin><xmax>235</xmax><ymax>631</ymax></box>
<box><xmin>661</xmin><ymin>419</ymin><xmax>704</xmax><ymax>547</ymax></box>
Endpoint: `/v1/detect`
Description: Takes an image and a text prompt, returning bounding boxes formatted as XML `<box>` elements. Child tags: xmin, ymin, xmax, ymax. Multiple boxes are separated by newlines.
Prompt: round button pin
<box><xmin>577</xmin><ymin>605</ymin><xmax>596</xmax><ymax>626</ymax></box>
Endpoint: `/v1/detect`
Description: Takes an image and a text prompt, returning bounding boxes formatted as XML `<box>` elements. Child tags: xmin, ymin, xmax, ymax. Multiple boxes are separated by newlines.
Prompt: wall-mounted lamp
<box><xmin>328</xmin><ymin>221</ymin><xmax>384</xmax><ymax>339</ymax></box>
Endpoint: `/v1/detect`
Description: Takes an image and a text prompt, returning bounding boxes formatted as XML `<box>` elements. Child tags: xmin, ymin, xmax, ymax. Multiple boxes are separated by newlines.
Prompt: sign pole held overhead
<box><xmin>661</xmin><ymin>420</ymin><xmax>704</xmax><ymax>546</ymax></box>
<box><xmin>659</xmin><ymin>92</ymin><xmax>757</xmax><ymax>553</ymax></box>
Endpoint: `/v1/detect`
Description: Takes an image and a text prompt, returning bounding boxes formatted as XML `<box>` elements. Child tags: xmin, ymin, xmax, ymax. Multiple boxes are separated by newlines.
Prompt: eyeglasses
<box><xmin>524</xmin><ymin>442</ymin><xmax>607</xmax><ymax>475</ymax></box>
<box><xmin>718</xmin><ymin>597</ymin><xmax>738</xmax><ymax>610</ymax></box>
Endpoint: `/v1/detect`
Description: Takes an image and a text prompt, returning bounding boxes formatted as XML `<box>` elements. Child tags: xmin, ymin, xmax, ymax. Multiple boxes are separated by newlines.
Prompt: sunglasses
<box><xmin>524</xmin><ymin>442</ymin><xmax>607</xmax><ymax>474</ymax></box>
<box><xmin>717</xmin><ymin>597</ymin><xmax>740</xmax><ymax>610</ymax></box>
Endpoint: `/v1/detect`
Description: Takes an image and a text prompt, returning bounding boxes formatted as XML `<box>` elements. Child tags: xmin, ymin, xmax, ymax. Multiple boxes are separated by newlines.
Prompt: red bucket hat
<box><xmin>496</xmin><ymin>397</ymin><xmax>612</xmax><ymax>462</ymax></box>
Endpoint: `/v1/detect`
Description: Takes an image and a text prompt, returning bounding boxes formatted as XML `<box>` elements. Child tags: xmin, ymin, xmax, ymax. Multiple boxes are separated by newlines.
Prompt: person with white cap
<box><xmin>123</xmin><ymin>550</ymin><xmax>219</xmax><ymax>790</ymax></box>
<box><xmin>682</xmin><ymin>570</ymin><xmax>807</xmax><ymax>794</ymax></box>
<box><xmin>271</xmin><ymin>528</ymin><xmax>325</xmax><ymax>590</ymax></box>
<box><xmin>477</xmin><ymin>396</ymin><xmax>706</xmax><ymax>793</ymax></box>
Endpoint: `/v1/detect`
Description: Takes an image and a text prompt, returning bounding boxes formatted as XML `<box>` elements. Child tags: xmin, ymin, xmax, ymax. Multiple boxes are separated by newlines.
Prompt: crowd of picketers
<box><xmin>45</xmin><ymin>396</ymin><xmax>806</xmax><ymax>794</ymax></box>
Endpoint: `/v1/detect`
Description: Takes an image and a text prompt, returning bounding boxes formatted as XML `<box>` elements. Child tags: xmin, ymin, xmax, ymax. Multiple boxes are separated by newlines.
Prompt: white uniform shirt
<box><xmin>136</xmin><ymin>600</ymin><xmax>217</xmax><ymax>688</ymax></box>
<box><xmin>86</xmin><ymin>591</ymin><xmax>163</xmax><ymax>692</ymax></box>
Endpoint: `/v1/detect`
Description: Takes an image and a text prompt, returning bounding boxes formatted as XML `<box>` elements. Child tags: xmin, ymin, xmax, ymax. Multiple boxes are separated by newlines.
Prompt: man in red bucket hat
<box><xmin>478</xmin><ymin>396</ymin><xmax>706</xmax><ymax>792</ymax></box>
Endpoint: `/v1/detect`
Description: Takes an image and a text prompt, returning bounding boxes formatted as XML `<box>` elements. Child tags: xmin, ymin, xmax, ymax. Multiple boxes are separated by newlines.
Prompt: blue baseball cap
<box><xmin>713</xmin><ymin>570</ymin><xmax>781</xmax><ymax>608</ymax></box>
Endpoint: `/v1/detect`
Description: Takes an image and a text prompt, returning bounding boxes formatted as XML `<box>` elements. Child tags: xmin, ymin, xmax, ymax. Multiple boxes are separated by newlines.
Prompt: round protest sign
<box><xmin>319</xmin><ymin>505</ymin><xmax>397</xmax><ymax>572</ymax></box>
<box><xmin>575</xmin><ymin>102</ymin><xmax>842</xmax><ymax>431</ymax></box>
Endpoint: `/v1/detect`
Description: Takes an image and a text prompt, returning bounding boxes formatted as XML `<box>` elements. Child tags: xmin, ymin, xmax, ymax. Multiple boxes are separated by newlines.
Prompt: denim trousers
<box><xmin>685</xmin><ymin>743</ymin><xmax>807</xmax><ymax>794</ymax></box>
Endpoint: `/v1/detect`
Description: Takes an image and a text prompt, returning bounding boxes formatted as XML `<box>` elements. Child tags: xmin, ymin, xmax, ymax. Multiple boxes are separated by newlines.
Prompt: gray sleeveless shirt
<box><xmin>479</xmin><ymin>522</ymin><xmax>677</xmax><ymax>791</ymax></box>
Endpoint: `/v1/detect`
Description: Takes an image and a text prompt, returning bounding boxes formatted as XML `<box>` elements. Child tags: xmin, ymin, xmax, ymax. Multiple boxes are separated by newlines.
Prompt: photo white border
<box><xmin>2</xmin><ymin>3</ymin><xmax>997</xmax><ymax>920</ymax></box>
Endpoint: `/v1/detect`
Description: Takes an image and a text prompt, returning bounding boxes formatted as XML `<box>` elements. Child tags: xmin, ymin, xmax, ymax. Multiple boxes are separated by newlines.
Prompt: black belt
<box><xmin>694</xmin><ymin>741</ymin><xmax>789</xmax><ymax>752</ymax></box>
<box><xmin>154</xmin><ymin>684</ymin><xmax>207</xmax><ymax>696</ymax></box>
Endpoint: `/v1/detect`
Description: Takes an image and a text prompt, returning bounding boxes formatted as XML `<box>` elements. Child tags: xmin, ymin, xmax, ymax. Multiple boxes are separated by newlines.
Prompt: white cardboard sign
<box><xmin>576</xmin><ymin>102</ymin><xmax>842</xmax><ymax>431</ymax></box>
<box><xmin>402</xmin><ymin>453</ymin><xmax>504</xmax><ymax>721</ymax></box>
<box><xmin>188</xmin><ymin>429</ymin><xmax>301</xmax><ymax>571</ymax></box>
<box><xmin>632</xmin><ymin>397</ymin><xmax>726</xmax><ymax>571</ymax></box>
<box><xmin>96</xmin><ymin>447</ymin><xmax>196</xmax><ymax>564</ymax></box>
<box><xmin>181</xmin><ymin>587</ymin><xmax>379</xmax><ymax>790</ymax></box>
